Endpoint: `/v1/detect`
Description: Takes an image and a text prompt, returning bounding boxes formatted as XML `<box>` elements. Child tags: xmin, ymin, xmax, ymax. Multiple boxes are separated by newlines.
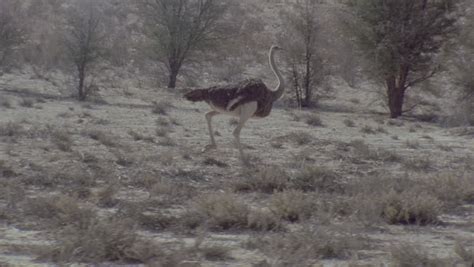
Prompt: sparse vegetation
<box><xmin>343</xmin><ymin>118</ymin><xmax>355</xmax><ymax>127</ymax></box>
<box><xmin>257</xmin><ymin>228</ymin><xmax>365</xmax><ymax>265</ymax></box>
<box><xmin>19</xmin><ymin>98</ymin><xmax>35</xmax><ymax>108</ymax></box>
<box><xmin>233</xmin><ymin>166</ymin><xmax>289</xmax><ymax>193</ymax></box>
<box><xmin>151</xmin><ymin>101</ymin><xmax>169</xmax><ymax>115</ymax></box>
<box><xmin>269</xmin><ymin>190</ymin><xmax>314</xmax><ymax>222</ymax></box>
<box><xmin>189</xmin><ymin>193</ymin><xmax>250</xmax><ymax>230</ymax></box>
<box><xmin>0</xmin><ymin>121</ymin><xmax>23</xmax><ymax>137</ymax></box>
<box><xmin>304</xmin><ymin>113</ymin><xmax>324</xmax><ymax>127</ymax></box>
<box><xmin>287</xmin><ymin>131</ymin><xmax>312</xmax><ymax>146</ymax></box>
<box><xmin>0</xmin><ymin>1</ymin><xmax>473</xmax><ymax>266</ymax></box>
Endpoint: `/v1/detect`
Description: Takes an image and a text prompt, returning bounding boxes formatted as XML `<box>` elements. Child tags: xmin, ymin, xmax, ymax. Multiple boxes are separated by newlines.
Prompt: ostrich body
<box><xmin>184</xmin><ymin>45</ymin><xmax>285</xmax><ymax>159</ymax></box>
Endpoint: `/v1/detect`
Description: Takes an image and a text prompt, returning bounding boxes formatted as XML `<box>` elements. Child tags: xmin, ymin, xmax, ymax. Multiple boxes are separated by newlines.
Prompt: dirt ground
<box><xmin>0</xmin><ymin>72</ymin><xmax>473</xmax><ymax>266</ymax></box>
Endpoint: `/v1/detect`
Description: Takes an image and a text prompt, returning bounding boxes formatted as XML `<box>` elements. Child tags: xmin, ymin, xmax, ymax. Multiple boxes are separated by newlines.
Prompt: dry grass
<box><xmin>200</xmin><ymin>246</ymin><xmax>233</xmax><ymax>261</ymax></box>
<box><xmin>304</xmin><ymin>113</ymin><xmax>324</xmax><ymax>127</ymax></box>
<box><xmin>390</xmin><ymin>244</ymin><xmax>443</xmax><ymax>267</ymax></box>
<box><xmin>43</xmin><ymin>217</ymin><xmax>162</xmax><ymax>264</ymax></box>
<box><xmin>349</xmin><ymin>139</ymin><xmax>402</xmax><ymax>162</ymax></box>
<box><xmin>0</xmin><ymin>97</ymin><xmax>13</xmax><ymax>108</ymax></box>
<box><xmin>19</xmin><ymin>97</ymin><xmax>35</xmax><ymax>108</ymax></box>
<box><xmin>291</xmin><ymin>166</ymin><xmax>342</xmax><ymax>193</ymax></box>
<box><xmin>189</xmin><ymin>193</ymin><xmax>250</xmax><ymax>230</ymax></box>
<box><xmin>256</xmin><ymin>227</ymin><xmax>365</xmax><ymax>265</ymax></box>
<box><xmin>83</xmin><ymin>129</ymin><xmax>120</xmax><ymax>147</ymax></box>
<box><xmin>50</xmin><ymin>129</ymin><xmax>73</xmax><ymax>152</ymax></box>
<box><xmin>287</xmin><ymin>131</ymin><xmax>312</xmax><ymax>146</ymax></box>
<box><xmin>403</xmin><ymin>157</ymin><xmax>433</xmax><ymax>171</ymax></box>
<box><xmin>247</xmin><ymin>208</ymin><xmax>281</xmax><ymax>231</ymax></box>
<box><xmin>151</xmin><ymin>101</ymin><xmax>170</xmax><ymax>115</ymax></box>
<box><xmin>380</xmin><ymin>190</ymin><xmax>441</xmax><ymax>225</ymax></box>
<box><xmin>97</xmin><ymin>184</ymin><xmax>119</xmax><ymax>208</ymax></box>
<box><xmin>405</xmin><ymin>139</ymin><xmax>421</xmax><ymax>149</ymax></box>
<box><xmin>424</xmin><ymin>174</ymin><xmax>474</xmax><ymax>206</ymax></box>
<box><xmin>23</xmin><ymin>195</ymin><xmax>95</xmax><ymax>229</ymax></box>
<box><xmin>0</xmin><ymin>121</ymin><xmax>24</xmax><ymax>137</ymax></box>
<box><xmin>346</xmin><ymin>175</ymin><xmax>464</xmax><ymax>225</ymax></box>
<box><xmin>343</xmin><ymin>118</ymin><xmax>355</xmax><ymax>127</ymax></box>
<box><xmin>233</xmin><ymin>166</ymin><xmax>289</xmax><ymax>193</ymax></box>
<box><xmin>128</xmin><ymin>130</ymin><xmax>155</xmax><ymax>143</ymax></box>
<box><xmin>454</xmin><ymin>241</ymin><xmax>474</xmax><ymax>265</ymax></box>
<box><xmin>360</xmin><ymin>125</ymin><xmax>376</xmax><ymax>134</ymax></box>
<box><xmin>269</xmin><ymin>190</ymin><xmax>314</xmax><ymax>222</ymax></box>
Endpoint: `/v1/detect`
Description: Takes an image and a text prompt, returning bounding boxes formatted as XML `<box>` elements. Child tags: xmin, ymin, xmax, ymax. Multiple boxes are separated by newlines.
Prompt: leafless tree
<box><xmin>64</xmin><ymin>0</ymin><xmax>107</xmax><ymax>101</ymax></box>
<box><xmin>280</xmin><ymin>0</ymin><xmax>325</xmax><ymax>108</ymax></box>
<box><xmin>138</xmin><ymin>0</ymin><xmax>231</xmax><ymax>88</ymax></box>
<box><xmin>345</xmin><ymin>0</ymin><xmax>460</xmax><ymax>118</ymax></box>
<box><xmin>0</xmin><ymin>0</ymin><xmax>25</xmax><ymax>70</ymax></box>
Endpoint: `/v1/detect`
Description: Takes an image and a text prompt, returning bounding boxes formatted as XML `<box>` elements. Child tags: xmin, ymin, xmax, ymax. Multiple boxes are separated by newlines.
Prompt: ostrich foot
<box><xmin>201</xmin><ymin>144</ymin><xmax>217</xmax><ymax>153</ymax></box>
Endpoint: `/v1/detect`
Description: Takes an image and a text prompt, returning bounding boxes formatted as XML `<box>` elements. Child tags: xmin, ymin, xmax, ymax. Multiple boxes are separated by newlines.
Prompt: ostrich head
<box><xmin>271</xmin><ymin>45</ymin><xmax>284</xmax><ymax>51</ymax></box>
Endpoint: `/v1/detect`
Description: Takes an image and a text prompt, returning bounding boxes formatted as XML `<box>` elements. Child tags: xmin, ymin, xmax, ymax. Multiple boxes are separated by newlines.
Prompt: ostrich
<box><xmin>184</xmin><ymin>45</ymin><xmax>285</xmax><ymax>160</ymax></box>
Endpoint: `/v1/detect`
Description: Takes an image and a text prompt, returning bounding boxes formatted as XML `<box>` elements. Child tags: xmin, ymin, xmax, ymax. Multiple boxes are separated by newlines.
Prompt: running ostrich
<box><xmin>184</xmin><ymin>45</ymin><xmax>285</xmax><ymax>159</ymax></box>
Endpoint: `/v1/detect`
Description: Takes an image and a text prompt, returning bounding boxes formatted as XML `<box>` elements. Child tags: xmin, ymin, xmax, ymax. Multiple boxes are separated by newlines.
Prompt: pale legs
<box><xmin>233</xmin><ymin>102</ymin><xmax>257</xmax><ymax>161</ymax></box>
<box><xmin>204</xmin><ymin>110</ymin><xmax>219</xmax><ymax>151</ymax></box>
<box><xmin>203</xmin><ymin>102</ymin><xmax>257</xmax><ymax>162</ymax></box>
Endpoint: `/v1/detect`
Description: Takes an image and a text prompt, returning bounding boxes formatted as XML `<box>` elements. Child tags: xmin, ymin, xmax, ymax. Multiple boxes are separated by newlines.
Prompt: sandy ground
<box><xmin>0</xmin><ymin>71</ymin><xmax>473</xmax><ymax>266</ymax></box>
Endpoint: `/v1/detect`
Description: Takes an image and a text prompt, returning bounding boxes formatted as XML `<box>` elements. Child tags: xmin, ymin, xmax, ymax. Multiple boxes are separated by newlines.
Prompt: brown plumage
<box><xmin>182</xmin><ymin>45</ymin><xmax>285</xmax><ymax>162</ymax></box>
<box><xmin>184</xmin><ymin>78</ymin><xmax>274</xmax><ymax>117</ymax></box>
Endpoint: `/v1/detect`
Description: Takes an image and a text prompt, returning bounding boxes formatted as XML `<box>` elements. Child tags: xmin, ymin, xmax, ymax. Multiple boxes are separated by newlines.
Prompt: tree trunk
<box><xmin>167</xmin><ymin>68</ymin><xmax>179</xmax><ymax>89</ymax></box>
<box><xmin>78</xmin><ymin>69</ymin><xmax>86</xmax><ymax>101</ymax></box>
<box><xmin>291</xmin><ymin>63</ymin><xmax>302</xmax><ymax>108</ymax></box>
<box><xmin>386</xmin><ymin>77</ymin><xmax>405</xmax><ymax>118</ymax></box>
<box><xmin>303</xmin><ymin>52</ymin><xmax>312</xmax><ymax>108</ymax></box>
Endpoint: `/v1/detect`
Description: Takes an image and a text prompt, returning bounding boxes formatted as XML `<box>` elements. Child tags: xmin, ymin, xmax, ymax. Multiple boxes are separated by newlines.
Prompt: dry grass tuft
<box><xmin>304</xmin><ymin>113</ymin><xmax>324</xmax><ymax>127</ymax></box>
<box><xmin>0</xmin><ymin>121</ymin><xmax>24</xmax><ymax>137</ymax></box>
<box><xmin>269</xmin><ymin>190</ymin><xmax>314</xmax><ymax>222</ymax></box>
<box><xmin>43</xmin><ymin>217</ymin><xmax>162</xmax><ymax>264</ymax></box>
<box><xmin>51</xmin><ymin>129</ymin><xmax>73</xmax><ymax>152</ymax></box>
<box><xmin>190</xmin><ymin>193</ymin><xmax>250</xmax><ymax>230</ymax></box>
<box><xmin>360</xmin><ymin>125</ymin><xmax>376</xmax><ymax>134</ymax></box>
<box><xmin>380</xmin><ymin>190</ymin><xmax>441</xmax><ymax>225</ymax></box>
<box><xmin>233</xmin><ymin>166</ymin><xmax>289</xmax><ymax>193</ymax></box>
<box><xmin>343</xmin><ymin>118</ymin><xmax>355</xmax><ymax>127</ymax></box>
<box><xmin>128</xmin><ymin>130</ymin><xmax>155</xmax><ymax>143</ymax></box>
<box><xmin>247</xmin><ymin>208</ymin><xmax>282</xmax><ymax>231</ymax></box>
<box><xmin>291</xmin><ymin>166</ymin><xmax>342</xmax><ymax>193</ymax></box>
<box><xmin>454</xmin><ymin>241</ymin><xmax>474</xmax><ymax>265</ymax></box>
<box><xmin>390</xmin><ymin>244</ymin><xmax>441</xmax><ymax>267</ymax></box>
<box><xmin>97</xmin><ymin>184</ymin><xmax>120</xmax><ymax>208</ymax></box>
<box><xmin>403</xmin><ymin>158</ymin><xmax>433</xmax><ymax>171</ymax></box>
<box><xmin>19</xmin><ymin>98</ymin><xmax>35</xmax><ymax>108</ymax></box>
<box><xmin>23</xmin><ymin>195</ymin><xmax>95</xmax><ymax>228</ymax></box>
<box><xmin>349</xmin><ymin>139</ymin><xmax>402</xmax><ymax>162</ymax></box>
<box><xmin>0</xmin><ymin>97</ymin><xmax>13</xmax><ymax>108</ymax></box>
<box><xmin>348</xmin><ymin>176</ymin><xmax>447</xmax><ymax>225</ymax></box>
<box><xmin>200</xmin><ymin>246</ymin><xmax>233</xmax><ymax>261</ymax></box>
<box><xmin>257</xmin><ymin>228</ymin><xmax>365</xmax><ymax>265</ymax></box>
<box><xmin>84</xmin><ymin>129</ymin><xmax>120</xmax><ymax>147</ymax></box>
<box><xmin>287</xmin><ymin>131</ymin><xmax>312</xmax><ymax>146</ymax></box>
<box><xmin>151</xmin><ymin>101</ymin><xmax>170</xmax><ymax>115</ymax></box>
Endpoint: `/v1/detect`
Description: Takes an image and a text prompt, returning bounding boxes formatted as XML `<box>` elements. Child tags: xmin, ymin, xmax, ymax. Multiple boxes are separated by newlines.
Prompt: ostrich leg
<box><xmin>204</xmin><ymin>111</ymin><xmax>219</xmax><ymax>151</ymax></box>
<box><xmin>233</xmin><ymin>102</ymin><xmax>258</xmax><ymax>160</ymax></box>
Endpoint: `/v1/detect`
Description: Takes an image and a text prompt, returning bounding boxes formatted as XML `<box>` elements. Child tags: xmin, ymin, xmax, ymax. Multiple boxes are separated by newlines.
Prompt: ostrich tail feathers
<box><xmin>184</xmin><ymin>89</ymin><xmax>207</xmax><ymax>102</ymax></box>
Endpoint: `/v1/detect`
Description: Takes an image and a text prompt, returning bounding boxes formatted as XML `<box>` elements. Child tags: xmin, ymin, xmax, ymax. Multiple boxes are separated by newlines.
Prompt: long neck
<box><xmin>269</xmin><ymin>47</ymin><xmax>284</xmax><ymax>101</ymax></box>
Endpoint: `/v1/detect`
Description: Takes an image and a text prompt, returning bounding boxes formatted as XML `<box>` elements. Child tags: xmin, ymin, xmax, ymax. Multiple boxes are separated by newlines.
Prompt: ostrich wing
<box><xmin>206</xmin><ymin>79</ymin><xmax>270</xmax><ymax>111</ymax></box>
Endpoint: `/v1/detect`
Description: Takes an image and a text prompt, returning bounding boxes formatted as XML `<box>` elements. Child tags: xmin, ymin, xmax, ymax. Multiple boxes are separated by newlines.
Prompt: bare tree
<box><xmin>345</xmin><ymin>0</ymin><xmax>460</xmax><ymax>118</ymax></box>
<box><xmin>452</xmin><ymin>1</ymin><xmax>474</xmax><ymax>125</ymax></box>
<box><xmin>280</xmin><ymin>0</ymin><xmax>325</xmax><ymax>108</ymax></box>
<box><xmin>0</xmin><ymin>0</ymin><xmax>25</xmax><ymax>69</ymax></box>
<box><xmin>139</xmin><ymin>0</ymin><xmax>231</xmax><ymax>88</ymax></box>
<box><xmin>64</xmin><ymin>1</ymin><xmax>106</xmax><ymax>101</ymax></box>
